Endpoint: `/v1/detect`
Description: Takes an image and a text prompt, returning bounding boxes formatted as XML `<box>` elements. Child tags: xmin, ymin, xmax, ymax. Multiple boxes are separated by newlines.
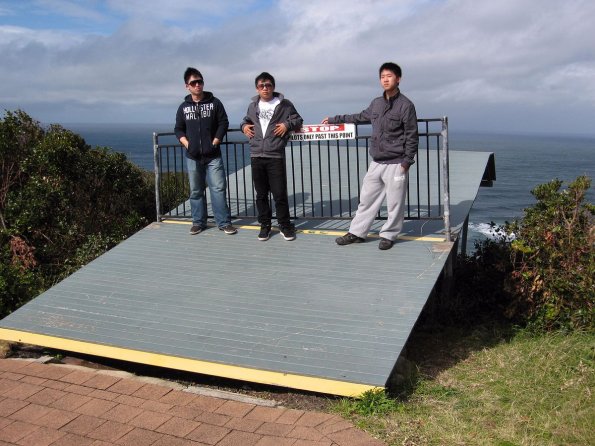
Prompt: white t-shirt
<box><xmin>258</xmin><ymin>97</ymin><xmax>280</xmax><ymax>135</ymax></box>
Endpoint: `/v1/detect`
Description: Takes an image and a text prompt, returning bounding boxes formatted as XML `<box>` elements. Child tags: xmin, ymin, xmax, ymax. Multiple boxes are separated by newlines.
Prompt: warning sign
<box><xmin>290</xmin><ymin>124</ymin><xmax>356</xmax><ymax>142</ymax></box>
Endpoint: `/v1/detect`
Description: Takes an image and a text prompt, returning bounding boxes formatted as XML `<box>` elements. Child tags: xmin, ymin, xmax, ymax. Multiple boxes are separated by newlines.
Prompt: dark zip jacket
<box><xmin>174</xmin><ymin>92</ymin><xmax>229</xmax><ymax>163</ymax></box>
<box><xmin>328</xmin><ymin>90</ymin><xmax>418</xmax><ymax>166</ymax></box>
<box><xmin>240</xmin><ymin>92</ymin><xmax>303</xmax><ymax>158</ymax></box>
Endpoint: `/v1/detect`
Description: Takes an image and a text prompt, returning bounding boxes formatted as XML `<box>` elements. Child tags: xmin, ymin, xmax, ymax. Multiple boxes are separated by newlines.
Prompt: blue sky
<box><xmin>1</xmin><ymin>0</ymin><xmax>594</xmax><ymax>134</ymax></box>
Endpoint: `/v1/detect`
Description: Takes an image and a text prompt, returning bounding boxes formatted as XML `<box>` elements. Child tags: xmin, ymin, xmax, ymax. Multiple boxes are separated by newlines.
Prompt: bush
<box><xmin>0</xmin><ymin>110</ymin><xmax>154</xmax><ymax>317</ymax></box>
<box><xmin>507</xmin><ymin>176</ymin><xmax>594</xmax><ymax>331</ymax></box>
<box><xmin>425</xmin><ymin>176</ymin><xmax>593</xmax><ymax>333</ymax></box>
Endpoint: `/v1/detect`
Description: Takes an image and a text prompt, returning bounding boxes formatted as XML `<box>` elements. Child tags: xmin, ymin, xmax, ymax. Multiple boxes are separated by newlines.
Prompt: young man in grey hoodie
<box><xmin>241</xmin><ymin>72</ymin><xmax>303</xmax><ymax>241</ymax></box>
<box><xmin>322</xmin><ymin>62</ymin><xmax>418</xmax><ymax>250</ymax></box>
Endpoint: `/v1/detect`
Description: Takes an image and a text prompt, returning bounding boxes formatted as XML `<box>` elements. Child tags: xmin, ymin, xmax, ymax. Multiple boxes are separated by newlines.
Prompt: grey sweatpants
<box><xmin>349</xmin><ymin>161</ymin><xmax>408</xmax><ymax>241</ymax></box>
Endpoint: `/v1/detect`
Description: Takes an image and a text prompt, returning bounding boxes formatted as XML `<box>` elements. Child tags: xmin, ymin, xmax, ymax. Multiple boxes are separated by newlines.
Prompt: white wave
<box><xmin>468</xmin><ymin>222</ymin><xmax>516</xmax><ymax>241</ymax></box>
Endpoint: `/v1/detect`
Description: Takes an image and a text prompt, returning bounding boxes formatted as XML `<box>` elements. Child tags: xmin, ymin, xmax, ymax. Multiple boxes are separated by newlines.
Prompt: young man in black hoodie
<box><xmin>241</xmin><ymin>72</ymin><xmax>303</xmax><ymax>241</ymax></box>
<box><xmin>175</xmin><ymin>67</ymin><xmax>237</xmax><ymax>236</ymax></box>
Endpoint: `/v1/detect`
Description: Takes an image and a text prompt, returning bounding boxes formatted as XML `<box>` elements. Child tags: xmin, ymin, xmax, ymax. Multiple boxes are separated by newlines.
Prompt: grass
<box><xmin>332</xmin><ymin>329</ymin><xmax>594</xmax><ymax>446</ymax></box>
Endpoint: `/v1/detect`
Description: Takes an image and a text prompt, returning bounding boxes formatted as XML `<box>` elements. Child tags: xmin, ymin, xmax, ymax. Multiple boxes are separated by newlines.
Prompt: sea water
<box><xmin>64</xmin><ymin>123</ymin><xmax>595</xmax><ymax>243</ymax></box>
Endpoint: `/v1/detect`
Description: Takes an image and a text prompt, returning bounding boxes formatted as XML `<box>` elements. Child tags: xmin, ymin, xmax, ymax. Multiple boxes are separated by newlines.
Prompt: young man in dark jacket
<box><xmin>241</xmin><ymin>72</ymin><xmax>303</xmax><ymax>241</ymax></box>
<box><xmin>322</xmin><ymin>62</ymin><xmax>418</xmax><ymax>250</ymax></box>
<box><xmin>175</xmin><ymin>67</ymin><xmax>236</xmax><ymax>236</ymax></box>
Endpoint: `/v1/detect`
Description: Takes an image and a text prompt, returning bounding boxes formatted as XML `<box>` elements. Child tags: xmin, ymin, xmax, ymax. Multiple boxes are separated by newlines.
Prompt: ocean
<box><xmin>64</xmin><ymin>123</ymin><xmax>595</xmax><ymax>243</ymax></box>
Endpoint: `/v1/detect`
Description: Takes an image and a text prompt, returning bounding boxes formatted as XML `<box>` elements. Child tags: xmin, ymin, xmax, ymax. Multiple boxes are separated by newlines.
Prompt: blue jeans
<box><xmin>187</xmin><ymin>157</ymin><xmax>231</xmax><ymax>228</ymax></box>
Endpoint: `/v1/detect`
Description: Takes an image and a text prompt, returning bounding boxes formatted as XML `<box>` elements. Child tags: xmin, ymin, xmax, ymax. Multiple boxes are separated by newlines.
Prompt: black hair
<box><xmin>184</xmin><ymin>67</ymin><xmax>203</xmax><ymax>84</ymax></box>
<box><xmin>254</xmin><ymin>72</ymin><xmax>275</xmax><ymax>87</ymax></box>
<box><xmin>379</xmin><ymin>62</ymin><xmax>402</xmax><ymax>78</ymax></box>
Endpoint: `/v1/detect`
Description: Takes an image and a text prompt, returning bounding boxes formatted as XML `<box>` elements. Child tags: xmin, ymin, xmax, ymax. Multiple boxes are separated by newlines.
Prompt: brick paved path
<box><xmin>0</xmin><ymin>358</ymin><xmax>385</xmax><ymax>445</ymax></box>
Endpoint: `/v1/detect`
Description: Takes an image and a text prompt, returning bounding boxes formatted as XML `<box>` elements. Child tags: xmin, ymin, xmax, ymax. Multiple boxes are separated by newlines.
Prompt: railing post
<box><xmin>441</xmin><ymin>117</ymin><xmax>451</xmax><ymax>242</ymax></box>
<box><xmin>153</xmin><ymin>132</ymin><xmax>162</xmax><ymax>222</ymax></box>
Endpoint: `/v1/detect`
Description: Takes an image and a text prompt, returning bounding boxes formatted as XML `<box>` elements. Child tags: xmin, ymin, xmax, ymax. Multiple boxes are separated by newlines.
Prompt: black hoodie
<box><xmin>174</xmin><ymin>91</ymin><xmax>229</xmax><ymax>163</ymax></box>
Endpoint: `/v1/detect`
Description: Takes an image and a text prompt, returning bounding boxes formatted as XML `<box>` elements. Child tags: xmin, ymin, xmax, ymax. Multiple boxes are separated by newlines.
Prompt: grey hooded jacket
<box><xmin>328</xmin><ymin>91</ymin><xmax>418</xmax><ymax>166</ymax></box>
<box><xmin>241</xmin><ymin>92</ymin><xmax>303</xmax><ymax>158</ymax></box>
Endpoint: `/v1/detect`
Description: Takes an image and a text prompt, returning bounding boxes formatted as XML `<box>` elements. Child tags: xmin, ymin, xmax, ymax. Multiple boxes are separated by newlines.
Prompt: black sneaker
<box><xmin>378</xmin><ymin>237</ymin><xmax>394</xmax><ymax>250</ymax></box>
<box><xmin>335</xmin><ymin>232</ymin><xmax>365</xmax><ymax>245</ymax></box>
<box><xmin>189</xmin><ymin>225</ymin><xmax>204</xmax><ymax>235</ymax></box>
<box><xmin>219</xmin><ymin>224</ymin><xmax>238</xmax><ymax>235</ymax></box>
<box><xmin>280</xmin><ymin>226</ymin><xmax>296</xmax><ymax>241</ymax></box>
<box><xmin>258</xmin><ymin>225</ymin><xmax>271</xmax><ymax>241</ymax></box>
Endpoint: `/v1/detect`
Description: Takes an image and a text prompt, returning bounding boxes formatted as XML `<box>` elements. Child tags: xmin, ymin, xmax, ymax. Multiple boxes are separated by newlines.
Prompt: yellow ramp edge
<box><xmin>0</xmin><ymin>328</ymin><xmax>380</xmax><ymax>398</ymax></box>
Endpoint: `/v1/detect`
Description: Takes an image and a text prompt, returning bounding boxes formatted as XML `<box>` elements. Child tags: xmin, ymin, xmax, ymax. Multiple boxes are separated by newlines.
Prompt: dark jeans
<box><xmin>251</xmin><ymin>157</ymin><xmax>292</xmax><ymax>228</ymax></box>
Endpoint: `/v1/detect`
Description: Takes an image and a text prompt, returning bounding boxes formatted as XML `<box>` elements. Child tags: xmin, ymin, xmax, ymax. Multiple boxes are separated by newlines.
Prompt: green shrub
<box><xmin>507</xmin><ymin>176</ymin><xmax>594</xmax><ymax>331</ymax></box>
<box><xmin>0</xmin><ymin>110</ymin><xmax>154</xmax><ymax>317</ymax></box>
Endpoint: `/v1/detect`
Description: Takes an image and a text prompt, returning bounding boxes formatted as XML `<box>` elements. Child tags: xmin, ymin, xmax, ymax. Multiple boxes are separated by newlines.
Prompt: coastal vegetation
<box><xmin>0</xmin><ymin>110</ymin><xmax>154</xmax><ymax>318</ymax></box>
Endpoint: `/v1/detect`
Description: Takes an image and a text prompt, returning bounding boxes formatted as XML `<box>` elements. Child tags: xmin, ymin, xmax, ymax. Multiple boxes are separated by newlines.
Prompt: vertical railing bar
<box><xmin>327</xmin><ymin>140</ymin><xmax>333</xmax><ymax>217</ymax></box>
<box><xmin>336</xmin><ymin>139</ymin><xmax>342</xmax><ymax>217</ymax></box>
<box><xmin>442</xmin><ymin>117</ymin><xmax>451</xmax><ymax>242</ymax></box>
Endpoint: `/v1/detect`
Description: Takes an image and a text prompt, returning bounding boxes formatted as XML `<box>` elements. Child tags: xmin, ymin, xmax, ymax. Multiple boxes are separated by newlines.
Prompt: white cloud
<box><xmin>0</xmin><ymin>0</ymin><xmax>594</xmax><ymax>133</ymax></box>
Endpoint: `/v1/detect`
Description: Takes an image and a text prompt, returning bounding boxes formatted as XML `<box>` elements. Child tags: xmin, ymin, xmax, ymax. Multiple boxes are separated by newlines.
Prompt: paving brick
<box><xmin>0</xmin><ymin>418</ymin><xmax>11</xmax><ymax>430</ymax></box>
<box><xmin>20</xmin><ymin>375</ymin><xmax>48</xmax><ymax>386</ymax></box>
<box><xmin>114</xmin><ymin>393</ymin><xmax>145</xmax><ymax>407</ymax></box>
<box><xmin>327</xmin><ymin>428</ymin><xmax>386</xmax><ymax>446</ymax></box>
<box><xmin>10</xmin><ymin>402</ymin><xmax>54</xmax><ymax>424</ymax></box>
<box><xmin>156</xmin><ymin>416</ymin><xmax>201</xmax><ymax>437</ymax></box>
<box><xmin>106</xmin><ymin>378</ymin><xmax>145</xmax><ymax>396</ymax></box>
<box><xmin>246</xmin><ymin>405</ymin><xmax>284</xmax><ymax>422</ymax></box>
<box><xmin>140</xmin><ymin>399</ymin><xmax>173</xmax><ymax>413</ymax></box>
<box><xmin>186</xmin><ymin>423</ymin><xmax>230</xmax><ymax>444</ymax></box>
<box><xmin>87</xmin><ymin>419</ymin><xmax>133</xmax><ymax>442</ymax></box>
<box><xmin>288</xmin><ymin>426</ymin><xmax>325</xmax><ymax>442</ymax></box>
<box><xmin>51</xmin><ymin>392</ymin><xmax>93</xmax><ymax>410</ymax></box>
<box><xmin>36</xmin><ymin>408</ymin><xmax>79</xmax><ymax>429</ymax></box>
<box><xmin>115</xmin><ymin>427</ymin><xmax>164</xmax><ymax>446</ymax></box>
<box><xmin>61</xmin><ymin>370</ymin><xmax>97</xmax><ymax>385</ymax></box>
<box><xmin>53</xmin><ymin>433</ymin><xmax>95</xmax><ymax>446</ymax></box>
<box><xmin>292</xmin><ymin>440</ymin><xmax>334</xmax><ymax>446</ymax></box>
<box><xmin>131</xmin><ymin>383</ymin><xmax>172</xmax><ymax>400</ymax></box>
<box><xmin>216</xmin><ymin>430</ymin><xmax>262</xmax><ymax>446</ymax></box>
<box><xmin>100</xmin><ymin>403</ymin><xmax>144</xmax><ymax>423</ymax></box>
<box><xmin>26</xmin><ymin>387</ymin><xmax>67</xmax><ymax>406</ymax></box>
<box><xmin>169</xmin><ymin>404</ymin><xmax>204</xmax><ymax>420</ymax></box>
<box><xmin>318</xmin><ymin>418</ymin><xmax>354</xmax><ymax>435</ymax></box>
<box><xmin>295</xmin><ymin>412</ymin><xmax>335</xmax><ymax>427</ymax></box>
<box><xmin>76</xmin><ymin>398</ymin><xmax>118</xmax><ymax>416</ymax></box>
<box><xmin>15</xmin><ymin>426</ymin><xmax>65</xmax><ymax>446</ymax></box>
<box><xmin>193</xmin><ymin>410</ymin><xmax>231</xmax><ymax>427</ymax></box>
<box><xmin>0</xmin><ymin>378</ymin><xmax>15</xmax><ymax>395</ymax></box>
<box><xmin>21</xmin><ymin>362</ymin><xmax>71</xmax><ymax>380</ymax></box>
<box><xmin>255</xmin><ymin>436</ymin><xmax>297</xmax><ymax>446</ymax></box>
<box><xmin>189</xmin><ymin>395</ymin><xmax>225</xmax><ymax>412</ymax></box>
<box><xmin>129</xmin><ymin>410</ymin><xmax>172</xmax><ymax>430</ymax></box>
<box><xmin>43</xmin><ymin>379</ymin><xmax>71</xmax><ymax>391</ymax></box>
<box><xmin>0</xmin><ymin>359</ymin><xmax>29</xmax><ymax>372</ymax></box>
<box><xmin>276</xmin><ymin>409</ymin><xmax>306</xmax><ymax>425</ymax></box>
<box><xmin>83</xmin><ymin>374</ymin><xmax>122</xmax><ymax>390</ymax></box>
<box><xmin>0</xmin><ymin>398</ymin><xmax>29</xmax><ymax>417</ymax></box>
<box><xmin>224</xmin><ymin>416</ymin><xmax>264</xmax><ymax>433</ymax></box>
<box><xmin>88</xmin><ymin>388</ymin><xmax>119</xmax><ymax>401</ymax></box>
<box><xmin>64</xmin><ymin>383</ymin><xmax>96</xmax><ymax>396</ymax></box>
<box><xmin>158</xmin><ymin>389</ymin><xmax>197</xmax><ymax>406</ymax></box>
<box><xmin>256</xmin><ymin>421</ymin><xmax>294</xmax><ymax>437</ymax></box>
<box><xmin>3</xmin><ymin>381</ymin><xmax>44</xmax><ymax>399</ymax></box>
<box><xmin>2</xmin><ymin>372</ymin><xmax>25</xmax><ymax>381</ymax></box>
<box><xmin>90</xmin><ymin>441</ymin><xmax>116</xmax><ymax>446</ymax></box>
<box><xmin>0</xmin><ymin>420</ymin><xmax>39</xmax><ymax>443</ymax></box>
<box><xmin>61</xmin><ymin>414</ymin><xmax>106</xmax><ymax>435</ymax></box>
<box><xmin>214</xmin><ymin>399</ymin><xmax>255</xmax><ymax>418</ymax></box>
<box><xmin>151</xmin><ymin>434</ymin><xmax>201</xmax><ymax>446</ymax></box>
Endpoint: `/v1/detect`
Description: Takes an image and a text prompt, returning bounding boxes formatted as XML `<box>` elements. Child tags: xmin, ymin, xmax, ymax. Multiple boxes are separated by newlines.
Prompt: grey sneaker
<box><xmin>219</xmin><ymin>224</ymin><xmax>238</xmax><ymax>235</ymax></box>
<box><xmin>190</xmin><ymin>225</ymin><xmax>204</xmax><ymax>235</ymax></box>
<box><xmin>258</xmin><ymin>225</ymin><xmax>272</xmax><ymax>241</ymax></box>
<box><xmin>280</xmin><ymin>226</ymin><xmax>296</xmax><ymax>241</ymax></box>
<box><xmin>335</xmin><ymin>232</ymin><xmax>365</xmax><ymax>245</ymax></box>
<box><xmin>378</xmin><ymin>237</ymin><xmax>394</xmax><ymax>250</ymax></box>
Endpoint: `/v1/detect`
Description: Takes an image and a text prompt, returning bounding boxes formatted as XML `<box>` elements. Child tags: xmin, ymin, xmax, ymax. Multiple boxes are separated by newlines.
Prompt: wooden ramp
<box><xmin>0</xmin><ymin>150</ymin><xmax>494</xmax><ymax>397</ymax></box>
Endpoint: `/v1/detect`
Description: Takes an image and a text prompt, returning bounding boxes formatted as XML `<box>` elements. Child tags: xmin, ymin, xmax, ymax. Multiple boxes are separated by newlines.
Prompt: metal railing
<box><xmin>153</xmin><ymin>117</ymin><xmax>451</xmax><ymax>240</ymax></box>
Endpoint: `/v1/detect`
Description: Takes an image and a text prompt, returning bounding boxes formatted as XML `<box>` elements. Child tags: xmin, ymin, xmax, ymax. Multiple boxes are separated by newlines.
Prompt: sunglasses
<box><xmin>257</xmin><ymin>82</ymin><xmax>274</xmax><ymax>90</ymax></box>
<box><xmin>188</xmin><ymin>79</ymin><xmax>204</xmax><ymax>87</ymax></box>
